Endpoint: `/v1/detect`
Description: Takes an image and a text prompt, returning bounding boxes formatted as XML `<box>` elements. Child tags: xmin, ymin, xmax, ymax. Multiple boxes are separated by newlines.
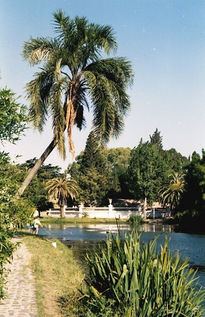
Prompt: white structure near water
<box><xmin>47</xmin><ymin>204</ymin><xmax>142</xmax><ymax>219</ymax></box>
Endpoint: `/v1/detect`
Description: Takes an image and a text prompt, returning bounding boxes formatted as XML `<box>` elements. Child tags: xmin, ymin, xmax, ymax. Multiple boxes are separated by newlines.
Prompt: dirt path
<box><xmin>0</xmin><ymin>240</ymin><xmax>37</xmax><ymax>317</ymax></box>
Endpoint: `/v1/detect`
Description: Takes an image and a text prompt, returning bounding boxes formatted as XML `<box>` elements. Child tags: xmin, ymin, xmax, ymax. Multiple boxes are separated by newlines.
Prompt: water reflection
<box><xmin>40</xmin><ymin>223</ymin><xmax>174</xmax><ymax>240</ymax></box>
<box><xmin>39</xmin><ymin>223</ymin><xmax>205</xmax><ymax>289</ymax></box>
<box><xmin>142</xmin><ymin>223</ymin><xmax>173</xmax><ymax>233</ymax></box>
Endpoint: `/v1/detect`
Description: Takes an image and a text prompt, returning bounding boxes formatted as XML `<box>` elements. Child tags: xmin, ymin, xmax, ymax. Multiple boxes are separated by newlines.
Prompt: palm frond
<box><xmin>80</xmin><ymin>23</ymin><xmax>117</xmax><ymax>67</ymax></box>
<box><xmin>26</xmin><ymin>72</ymin><xmax>52</xmax><ymax>131</ymax></box>
<box><xmin>84</xmin><ymin>58</ymin><xmax>133</xmax><ymax>142</ymax></box>
<box><xmin>53</xmin><ymin>10</ymin><xmax>74</xmax><ymax>38</ymax></box>
<box><xmin>46</xmin><ymin>176</ymin><xmax>78</xmax><ymax>205</ymax></box>
<box><xmin>86</xmin><ymin>58</ymin><xmax>133</xmax><ymax>87</ymax></box>
<box><xmin>23</xmin><ymin>37</ymin><xmax>58</xmax><ymax>65</ymax></box>
<box><xmin>49</xmin><ymin>81</ymin><xmax>65</xmax><ymax>158</ymax></box>
<box><xmin>92</xmin><ymin>24</ymin><xmax>117</xmax><ymax>53</ymax></box>
<box><xmin>160</xmin><ymin>172</ymin><xmax>184</xmax><ymax>209</ymax></box>
<box><xmin>91</xmin><ymin>75</ymin><xmax>115</xmax><ymax>141</ymax></box>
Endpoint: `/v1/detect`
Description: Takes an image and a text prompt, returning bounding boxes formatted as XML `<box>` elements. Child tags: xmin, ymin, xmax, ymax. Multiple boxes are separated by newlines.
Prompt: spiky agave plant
<box><xmin>79</xmin><ymin>231</ymin><xmax>205</xmax><ymax>316</ymax></box>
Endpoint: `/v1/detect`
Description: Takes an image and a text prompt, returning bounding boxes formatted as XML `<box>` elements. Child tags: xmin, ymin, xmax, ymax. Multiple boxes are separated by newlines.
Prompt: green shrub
<box><xmin>79</xmin><ymin>230</ymin><xmax>205</xmax><ymax>316</ymax></box>
<box><xmin>0</xmin><ymin>181</ymin><xmax>34</xmax><ymax>298</ymax></box>
<box><xmin>127</xmin><ymin>214</ymin><xmax>144</xmax><ymax>226</ymax></box>
<box><xmin>0</xmin><ymin>213</ymin><xmax>16</xmax><ymax>299</ymax></box>
<box><xmin>10</xmin><ymin>198</ymin><xmax>35</xmax><ymax>228</ymax></box>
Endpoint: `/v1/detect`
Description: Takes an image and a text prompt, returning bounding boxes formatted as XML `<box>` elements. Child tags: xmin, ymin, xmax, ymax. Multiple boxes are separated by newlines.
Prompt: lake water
<box><xmin>39</xmin><ymin>223</ymin><xmax>205</xmax><ymax>289</ymax></box>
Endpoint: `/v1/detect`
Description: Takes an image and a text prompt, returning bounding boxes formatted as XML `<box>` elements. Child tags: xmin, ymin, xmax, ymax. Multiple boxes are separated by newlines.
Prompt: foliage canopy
<box><xmin>0</xmin><ymin>88</ymin><xmax>27</xmax><ymax>144</ymax></box>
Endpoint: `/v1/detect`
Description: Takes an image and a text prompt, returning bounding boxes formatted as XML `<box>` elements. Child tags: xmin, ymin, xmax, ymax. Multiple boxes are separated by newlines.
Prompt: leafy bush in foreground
<box><xmin>0</xmin><ymin>159</ymin><xmax>34</xmax><ymax>298</ymax></box>
<box><xmin>79</xmin><ymin>231</ymin><xmax>205</xmax><ymax>316</ymax></box>
<box><xmin>0</xmin><ymin>213</ymin><xmax>15</xmax><ymax>299</ymax></box>
<box><xmin>0</xmin><ymin>196</ymin><xmax>34</xmax><ymax>299</ymax></box>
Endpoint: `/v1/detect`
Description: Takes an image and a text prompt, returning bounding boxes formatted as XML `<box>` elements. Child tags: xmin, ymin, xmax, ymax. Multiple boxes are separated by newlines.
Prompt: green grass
<box><xmin>23</xmin><ymin>235</ymin><xmax>84</xmax><ymax>317</ymax></box>
<box><xmin>40</xmin><ymin>217</ymin><xmax>127</xmax><ymax>225</ymax></box>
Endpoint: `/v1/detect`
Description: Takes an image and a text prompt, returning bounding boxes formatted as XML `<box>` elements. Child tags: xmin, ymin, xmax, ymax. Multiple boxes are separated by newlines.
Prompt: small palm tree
<box><xmin>160</xmin><ymin>172</ymin><xmax>184</xmax><ymax>211</ymax></box>
<box><xmin>18</xmin><ymin>10</ymin><xmax>133</xmax><ymax>196</ymax></box>
<box><xmin>46</xmin><ymin>176</ymin><xmax>78</xmax><ymax>217</ymax></box>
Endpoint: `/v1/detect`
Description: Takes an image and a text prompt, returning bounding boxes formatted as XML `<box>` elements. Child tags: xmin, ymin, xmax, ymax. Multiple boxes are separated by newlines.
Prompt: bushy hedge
<box><xmin>79</xmin><ymin>231</ymin><xmax>205</xmax><ymax>316</ymax></box>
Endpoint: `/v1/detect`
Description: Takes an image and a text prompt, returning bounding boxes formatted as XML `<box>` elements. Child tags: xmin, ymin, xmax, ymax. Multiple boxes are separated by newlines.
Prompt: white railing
<box><xmin>47</xmin><ymin>205</ymin><xmax>142</xmax><ymax>219</ymax></box>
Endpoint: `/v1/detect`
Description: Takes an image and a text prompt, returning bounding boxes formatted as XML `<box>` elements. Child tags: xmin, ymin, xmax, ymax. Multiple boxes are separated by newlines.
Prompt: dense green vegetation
<box><xmin>68</xmin><ymin>129</ymin><xmax>188</xmax><ymax>209</ymax></box>
<box><xmin>0</xmin><ymin>88</ymin><xmax>33</xmax><ymax>298</ymax></box>
<box><xmin>127</xmin><ymin>130</ymin><xmax>188</xmax><ymax>209</ymax></box>
<box><xmin>176</xmin><ymin>150</ymin><xmax>205</xmax><ymax>231</ymax></box>
<box><xmin>127</xmin><ymin>140</ymin><xmax>167</xmax><ymax>210</ymax></box>
<box><xmin>0</xmin><ymin>88</ymin><xmax>27</xmax><ymax>143</ymax></box>
<box><xmin>6</xmin><ymin>127</ymin><xmax>204</xmax><ymax>231</ymax></box>
<box><xmin>66</xmin><ymin>128</ymin><xmax>205</xmax><ymax>230</ymax></box>
<box><xmin>78</xmin><ymin>230</ymin><xmax>205</xmax><ymax>316</ymax></box>
<box><xmin>68</xmin><ymin>131</ymin><xmax>131</xmax><ymax>206</ymax></box>
<box><xmin>19</xmin><ymin>158</ymin><xmax>61</xmax><ymax>214</ymax></box>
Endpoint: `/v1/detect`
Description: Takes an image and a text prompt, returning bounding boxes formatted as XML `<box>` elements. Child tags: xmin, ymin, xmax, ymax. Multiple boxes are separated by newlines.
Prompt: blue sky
<box><xmin>1</xmin><ymin>0</ymin><xmax>205</xmax><ymax>169</ymax></box>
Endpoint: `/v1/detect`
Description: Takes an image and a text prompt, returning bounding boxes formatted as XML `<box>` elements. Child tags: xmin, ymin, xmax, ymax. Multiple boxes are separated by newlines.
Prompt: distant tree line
<box><xmin>2</xmin><ymin>120</ymin><xmax>205</xmax><ymax>230</ymax></box>
<box><xmin>68</xmin><ymin>129</ymin><xmax>188</xmax><ymax>208</ymax></box>
<box><xmin>67</xmin><ymin>128</ymin><xmax>205</xmax><ymax>231</ymax></box>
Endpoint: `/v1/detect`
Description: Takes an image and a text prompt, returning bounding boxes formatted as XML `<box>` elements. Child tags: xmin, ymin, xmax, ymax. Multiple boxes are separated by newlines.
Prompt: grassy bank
<box><xmin>23</xmin><ymin>235</ymin><xmax>84</xmax><ymax>317</ymax></box>
<box><xmin>40</xmin><ymin>217</ymin><xmax>127</xmax><ymax>224</ymax></box>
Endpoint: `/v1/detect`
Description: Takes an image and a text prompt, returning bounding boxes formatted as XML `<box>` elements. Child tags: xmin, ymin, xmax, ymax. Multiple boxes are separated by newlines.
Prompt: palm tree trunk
<box><xmin>18</xmin><ymin>96</ymin><xmax>75</xmax><ymax>197</ymax></box>
<box><xmin>143</xmin><ymin>197</ymin><xmax>147</xmax><ymax>219</ymax></box>
<box><xmin>60</xmin><ymin>205</ymin><xmax>65</xmax><ymax>218</ymax></box>
<box><xmin>17</xmin><ymin>138</ymin><xmax>57</xmax><ymax>196</ymax></box>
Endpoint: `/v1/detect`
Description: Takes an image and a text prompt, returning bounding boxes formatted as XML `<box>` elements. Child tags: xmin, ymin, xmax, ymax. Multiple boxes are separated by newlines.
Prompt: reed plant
<box><xmin>79</xmin><ymin>230</ymin><xmax>205</xmax><ymax>316</ymax></box>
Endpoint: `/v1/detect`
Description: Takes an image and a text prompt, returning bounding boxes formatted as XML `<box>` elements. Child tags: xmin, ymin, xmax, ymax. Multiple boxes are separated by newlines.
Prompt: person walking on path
<box><xmin>0</xmin><ymin>239</ymin><xmax>37</xmax><ymax>317</ymax></box>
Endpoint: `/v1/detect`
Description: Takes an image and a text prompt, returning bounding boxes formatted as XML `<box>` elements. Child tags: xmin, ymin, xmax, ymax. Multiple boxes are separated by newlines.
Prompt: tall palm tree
<box><xmin>160</xmin><ymin>172</ymin><xmax>184</xmax><ymax>211</ymax></box>
<box><xmin>18</xmin><ymin>10</ymin><xmax>133</xmax><ymax>195</ymax></box>
<box><xmin>46</xmin><ymin>176</ymin><xmax>78</xmax><ymax>217</ymax></box>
